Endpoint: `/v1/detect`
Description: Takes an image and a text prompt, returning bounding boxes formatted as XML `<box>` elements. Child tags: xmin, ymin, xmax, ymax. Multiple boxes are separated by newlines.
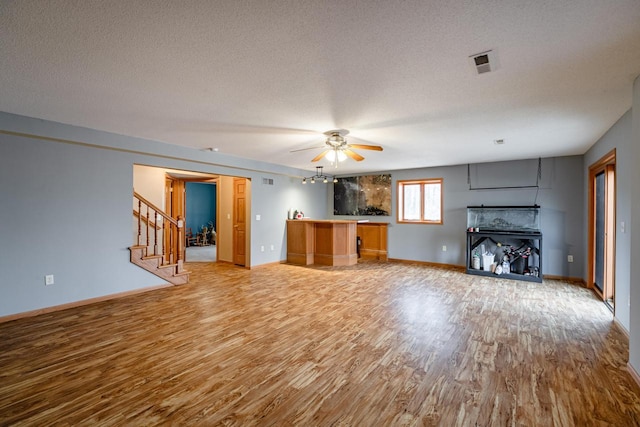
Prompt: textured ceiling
<box><xmin>1</xmin><ymin>1</ymin><xmax>640</xmax><ymax>174</ymax></box>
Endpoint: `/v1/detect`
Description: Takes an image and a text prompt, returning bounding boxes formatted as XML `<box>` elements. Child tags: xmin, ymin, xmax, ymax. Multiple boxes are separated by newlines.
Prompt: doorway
<box><xmin>133</xmin><ymin>165</ymin><xmax>250</xmax><ymax>267</ymax></box>
<box><xmin>588</xmin><ymin>149</ymin><xmax>616</xmax><ymax>311</ymax></box>
<box><xmin>185</xmin><ymin>181</ymin><xmax>217</xmax><ymax>263</ymax></box>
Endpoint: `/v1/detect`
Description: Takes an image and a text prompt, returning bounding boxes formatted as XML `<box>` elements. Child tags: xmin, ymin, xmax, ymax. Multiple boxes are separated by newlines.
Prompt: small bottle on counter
<box><xmin>472</xmin><ymin>251</ymin><xmax>480</xmax><ymax>269</ymax></box>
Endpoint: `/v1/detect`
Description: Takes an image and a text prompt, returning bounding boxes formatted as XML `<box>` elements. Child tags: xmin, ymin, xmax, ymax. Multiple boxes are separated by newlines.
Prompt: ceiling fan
<box><xmin>293</xmin><ymin>129</ymin><xmax>383</xmax><ymax>164</ymax></box>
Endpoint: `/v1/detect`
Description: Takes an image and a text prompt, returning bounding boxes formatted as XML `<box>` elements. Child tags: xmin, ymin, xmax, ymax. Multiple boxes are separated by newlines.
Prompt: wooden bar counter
<box><xmin>287</xmin><ymin>219</ymin><xmax>357</xmax><ymax>266</ymax></box>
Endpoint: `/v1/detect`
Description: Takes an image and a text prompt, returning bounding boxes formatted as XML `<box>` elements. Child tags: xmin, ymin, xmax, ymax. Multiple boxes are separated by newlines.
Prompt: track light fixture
<box><xmin>302</xmin><ymin>166</ymin><xmax>338</xmax><ymax>185</ymax></box>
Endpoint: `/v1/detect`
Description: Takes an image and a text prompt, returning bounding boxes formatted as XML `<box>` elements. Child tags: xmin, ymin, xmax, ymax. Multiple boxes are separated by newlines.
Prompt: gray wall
<box><xmin>584</xmin><ymin>110</ymin><xmax>632</xmax><ymax>331</ymax></box>
<box><xmin>329</xmin><ymin>156</ymin><xmax>585</xmax><ymax>279</ymax></box>
<box><xmin>0</xmin><ymin>112</ymin><xmax>325</xmax><ymax>317</ymax></box>
<box><xmin>251</xmin><ymin>173</ymin><xmax>327</xmax><ymax>264</ymax></box>
<box><xmin>630</xmin><ymin>77</ymin><xmax>640</xmax><ymax>373</ymax></box>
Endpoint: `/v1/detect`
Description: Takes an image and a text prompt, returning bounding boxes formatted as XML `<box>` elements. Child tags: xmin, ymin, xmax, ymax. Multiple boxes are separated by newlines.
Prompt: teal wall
<box><xmin>186</xmin><ymin>182</ymin><xmax>216</xmax><ymax>234</ymax></box>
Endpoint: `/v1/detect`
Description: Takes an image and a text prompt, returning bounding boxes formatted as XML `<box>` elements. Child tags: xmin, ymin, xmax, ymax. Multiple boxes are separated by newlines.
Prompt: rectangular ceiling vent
<box><xmin>469</xmin><ymin>50</ymin><xmax>498</xmax><ymax>75</ymax></box>
<box><xmin>262</xmin><ymin>178</ymin><xmax>274</xmax><ymax>185</ymax></box>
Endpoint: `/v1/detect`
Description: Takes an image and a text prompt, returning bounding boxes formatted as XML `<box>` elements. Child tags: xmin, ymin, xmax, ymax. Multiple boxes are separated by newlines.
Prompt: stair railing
<box><xmin>133</xmin><ymin>190</ymin><xmax>184</xmax><ymax>271</ymax></box>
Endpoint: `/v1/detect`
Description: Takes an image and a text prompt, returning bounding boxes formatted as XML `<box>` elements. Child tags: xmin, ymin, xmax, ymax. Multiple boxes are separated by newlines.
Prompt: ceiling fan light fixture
<box><xmin>306</xmin><ymin>129</ymin><xmax>382</xmax><ymax>166</ymax></box>
<box><xmin>327</xmin><ymin>133</ymin><xmax>345</xmax><ymax>145</ymax></box>
<box><xmin>325</xmin><ymin>150</ymin><xmax>336</xmax><ymax>163</ymax></box>
<box><xmin>325</xmin><ymin>149</ymin><xmax>347</xmax><ymax>163</ymax></box>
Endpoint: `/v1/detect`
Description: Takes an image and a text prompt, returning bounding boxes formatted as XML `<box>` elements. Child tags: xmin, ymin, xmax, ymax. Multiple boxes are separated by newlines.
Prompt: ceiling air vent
<box><xmin>469</xmin><ymin>50</ymin><xmax>498</xmax><ymax>75</ymax></box>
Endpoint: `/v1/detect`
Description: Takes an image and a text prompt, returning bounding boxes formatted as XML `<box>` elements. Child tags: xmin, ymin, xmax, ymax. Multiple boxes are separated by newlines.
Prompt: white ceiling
<box><xmin>1</xmin><ymin>1</ymin><xmax>640</xmax><ymax>175</ymax></box>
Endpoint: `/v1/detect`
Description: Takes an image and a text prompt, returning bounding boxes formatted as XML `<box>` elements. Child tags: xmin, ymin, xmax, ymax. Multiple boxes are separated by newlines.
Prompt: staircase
<box><xmin>130</xmin><ymin>190</ymin><xmax>189</xmax><ymax>285</ymax></box>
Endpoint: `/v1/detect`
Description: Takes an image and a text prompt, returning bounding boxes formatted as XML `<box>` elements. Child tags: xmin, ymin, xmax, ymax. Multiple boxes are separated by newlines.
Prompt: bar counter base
<box><xmin>287</xmin><ymin>220</ymin><xmax>357</xmax><ymax>266</ymax></box>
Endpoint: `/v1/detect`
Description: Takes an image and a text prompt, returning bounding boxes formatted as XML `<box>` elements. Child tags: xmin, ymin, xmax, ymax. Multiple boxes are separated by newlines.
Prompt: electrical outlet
<box><xmin>45</xmin><ymin>275</ymin><xmax>54</xmax><ymax>285</ymax></box>
<box><xmin>567</xmin><ymin>255</ymin><xmax>574</xmax><ymax>263</ymax></box>
<box><xmin>256</xmin><ymin>214</ymin><xmax>261</xmax><ymax>221</ymax></box>
<box><xmin>260</xmin><ymin>245</ymin><xmax>265</xmax><ymax>252</ymax></box>
<box><xmin>442</xmin><ymin>245</ymin><xmax>447</xmax><ymax>252</ymax></box>
<box><xmin>270</xmin><ymin>245</ymin><xmax>274</xmax><ymax>251</ymax></box>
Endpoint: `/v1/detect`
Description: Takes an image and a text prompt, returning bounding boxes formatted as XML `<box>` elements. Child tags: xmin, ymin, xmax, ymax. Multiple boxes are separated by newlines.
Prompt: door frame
<box><xmin>587</xmin><ymin>148</ymin><xmax>616</xmax><ymax>308</ymax></box>
<box><xmin>167</xmin><ymin>174</ymin><xmax>218</xmax><ymax>262</ymax></box>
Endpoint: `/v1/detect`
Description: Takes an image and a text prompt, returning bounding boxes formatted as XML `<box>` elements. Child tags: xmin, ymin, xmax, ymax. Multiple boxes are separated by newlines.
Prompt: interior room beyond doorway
<box><xmin>185</xmin><ymin>181</ymin><xmax>217</xmax><ymax>263</ymax></box>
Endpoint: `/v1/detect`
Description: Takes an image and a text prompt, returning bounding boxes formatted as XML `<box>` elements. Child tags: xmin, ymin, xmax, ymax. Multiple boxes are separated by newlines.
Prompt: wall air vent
<box><xmin>262</xmin><ymin>178</ymin><xmax>274</xmax><ymax>185</ymax></box>
<box><xmin>469</xmin><ymin>50</ymin><xmax>498</xmax><ymax>75</ymax></box>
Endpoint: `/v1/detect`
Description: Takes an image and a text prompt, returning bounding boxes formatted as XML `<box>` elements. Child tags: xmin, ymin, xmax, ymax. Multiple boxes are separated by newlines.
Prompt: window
<box><xmin>397</xmin><ymin>178</ymin><xmax>443</xmax><ymax>224</ymax></box>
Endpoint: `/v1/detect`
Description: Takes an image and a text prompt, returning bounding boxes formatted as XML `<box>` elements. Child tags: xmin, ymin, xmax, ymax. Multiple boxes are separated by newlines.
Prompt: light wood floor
<box><xmin>1</xmin><ymin>261</ymin><xmax>639</xmax><ymax>426</ymax></box>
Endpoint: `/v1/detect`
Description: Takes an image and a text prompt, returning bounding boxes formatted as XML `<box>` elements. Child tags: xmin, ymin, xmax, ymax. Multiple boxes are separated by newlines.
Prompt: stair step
<box><xmin>129</xmin><ymin>195</ymin><xmax>189</xmax><ymax>285</ymax></box>
<box><xmin>158</xmin><ymin>263</ymin><xmax>178</xmax><ymax>270</ymax></box>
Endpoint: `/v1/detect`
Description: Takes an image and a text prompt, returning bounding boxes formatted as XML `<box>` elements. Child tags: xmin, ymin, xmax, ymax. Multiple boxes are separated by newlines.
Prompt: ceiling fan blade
<box><xmin>348</xmin><ymin>144</ymin><xmax>383</xmax><ymax>151</ymax></box>
<box><xmin>311</xmin><ymin>150</ymin><xmax>330</xmax><ymax>162</ymax></box>
<box><xmin>343</xmin><ymin>149</ymin><xmax>365</xmax><ymax>161</ymax></box>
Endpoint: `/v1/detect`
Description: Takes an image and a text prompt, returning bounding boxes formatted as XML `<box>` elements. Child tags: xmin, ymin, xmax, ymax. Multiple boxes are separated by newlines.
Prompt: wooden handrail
<box><xmin>133</xmin><ymin>190</ymin><xmax>185</xmax><ymax>272</ymax></box>
<box><xmin>133</xmin><ymin>191</ymin><xmax>178</xmax><ymax>227</ymax></box>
